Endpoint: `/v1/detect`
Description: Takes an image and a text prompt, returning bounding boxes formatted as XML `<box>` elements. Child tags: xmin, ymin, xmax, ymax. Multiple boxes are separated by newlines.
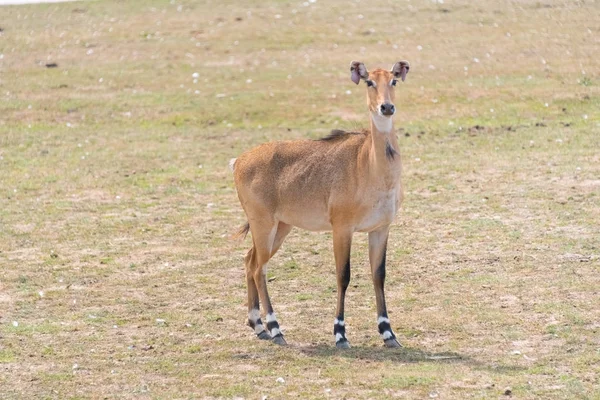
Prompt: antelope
<box><xmin>231</xmin><ymin>60</ymin><xmax>410</xmax><ymax>348</ymax></box>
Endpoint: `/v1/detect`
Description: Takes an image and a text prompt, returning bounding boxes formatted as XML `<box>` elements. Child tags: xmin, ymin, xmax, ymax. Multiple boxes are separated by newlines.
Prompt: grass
<box><xmin>0</xmin><ymin>0</ymin><xmax>599</xmax><ymax>398</ymax></box>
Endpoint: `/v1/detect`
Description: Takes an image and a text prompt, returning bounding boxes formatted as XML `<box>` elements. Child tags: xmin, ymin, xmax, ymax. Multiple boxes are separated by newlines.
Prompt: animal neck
<box><xmin>365</xmin><ymin>112</ymin><xmax>401</xmax><ymax>176</ymax></box>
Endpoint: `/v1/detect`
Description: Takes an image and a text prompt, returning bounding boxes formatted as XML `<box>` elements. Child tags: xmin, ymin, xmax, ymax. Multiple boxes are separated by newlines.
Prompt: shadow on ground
<box><xmin>292</xmin><ymin>344</ymin><xmax>528</xmax><ymax>374</ymax></box>
<box><xmin>296</xmin><ymin>344</ymin><xmax>464</xmax><ymax>363</ymax></box>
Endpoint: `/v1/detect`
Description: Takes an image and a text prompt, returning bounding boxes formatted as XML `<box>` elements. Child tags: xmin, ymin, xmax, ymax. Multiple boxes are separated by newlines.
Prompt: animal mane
<box><xmin>317</xmin><ymin>129</ymin><xmax>369</xmax><ymax>142</ymax></box>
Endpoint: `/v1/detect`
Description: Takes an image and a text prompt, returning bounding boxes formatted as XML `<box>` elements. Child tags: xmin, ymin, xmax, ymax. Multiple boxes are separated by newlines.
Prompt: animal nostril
<box><xmin>380</xmin><ymin>104</ymin><xmax>395</xmax><ymax>115</ymax></box>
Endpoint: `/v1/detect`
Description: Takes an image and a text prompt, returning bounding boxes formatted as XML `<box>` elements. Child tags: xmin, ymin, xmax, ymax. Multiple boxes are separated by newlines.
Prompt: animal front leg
<box><xmin>332</xmin><ymin>229</ymin><xmax>353</xmax><ymax>348</ymax></box>
<box><xmin>368</xmin><ymin>226</ymin><xmax>401</xmax><ymax>348</ymax></box>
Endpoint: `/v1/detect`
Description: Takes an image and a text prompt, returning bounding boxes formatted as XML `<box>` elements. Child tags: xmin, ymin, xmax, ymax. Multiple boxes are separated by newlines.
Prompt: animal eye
<box><xmin>391</xmin><ymin>79</ymin><xmax>398</xmax><ymax>86</ymax></box>
<box><xmin>366</xmin><ymin>80</ymin><xmax>374</xmax><ymax>87</ymax></box>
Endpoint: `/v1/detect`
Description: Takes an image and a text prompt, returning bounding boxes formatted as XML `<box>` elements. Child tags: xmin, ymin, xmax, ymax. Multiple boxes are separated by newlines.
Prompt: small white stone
<box><xmin>511</xmin><ymin>350</ymin><xmax>521</xmax><ymax>355</ymax></box>
<box><xmin>12</xmin><ymin>321</ymin><xmax>18</xmax><ymax>327</ymax></box>
<box><xmin>72</xmin><ymin>363</ymin><xmax>79</xmax><ymax>370</ymax></box>
<box><xmin>345</xmin><ymin>90</ymin><xmax>351</xmax><ymax>95</ymax></box>
<box><xmin>38</xmin><ymin>291</ymin><xmax>44</xmax><ymax>298</ymax></box>
<box><xmin>246</xmin><ymin>79</ymin><xmax>252</xmax><ymax>83</ymax></box>
<box><xmin>276</xmin><ymin>377</ymin><xmax>285</xmax><ymax>384</ymax></box>
<box><xmin>417</xmin><ymin>45</ymin><xmax>423</xmax><ymax>50</ymax></box>
<box><xmin>156</xmin><ymin>318</ymin><xmax>166</xmax><ymax>325</ymax></box>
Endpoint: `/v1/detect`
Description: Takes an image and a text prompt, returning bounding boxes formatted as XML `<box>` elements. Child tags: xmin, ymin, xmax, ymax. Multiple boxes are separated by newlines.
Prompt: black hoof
<box><xmin>384</xmin><ymin>338</ymin><xmax>402</xmax><ymax>348</ymax></box>
<box><xmin>336</xmin><ymin>340</ymin><xmax>351</xmax><ymax>349</ymax></box>
<box><xmin>272</xmin><ymin>335</ymin><xmax>287</xmax><ymax>346</ymax></box>
<box><xmin>257</xmin><ymin>331</ymin><xmax>272</xmax><ymax>340</ymax></box>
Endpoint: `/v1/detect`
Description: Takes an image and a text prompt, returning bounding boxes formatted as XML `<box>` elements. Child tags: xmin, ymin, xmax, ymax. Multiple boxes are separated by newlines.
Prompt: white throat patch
<box><xmin>371</xmin><ymin>112</ymin><xmax>393</xmax><ymax>133</ymax></box>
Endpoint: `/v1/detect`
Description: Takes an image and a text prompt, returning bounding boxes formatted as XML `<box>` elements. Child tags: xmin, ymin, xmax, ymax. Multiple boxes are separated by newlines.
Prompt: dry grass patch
<box><xmin>1</xmin><ymin>0</ymin><xmax>599</xmax><ymax>398</ymax></box>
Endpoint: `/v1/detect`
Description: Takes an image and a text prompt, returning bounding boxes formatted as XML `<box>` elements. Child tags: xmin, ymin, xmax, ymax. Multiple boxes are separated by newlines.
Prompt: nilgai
<box><xmin>231</xmin><ymin>60</ymin><xmax>410</xmax><ymax>348</ymax></box>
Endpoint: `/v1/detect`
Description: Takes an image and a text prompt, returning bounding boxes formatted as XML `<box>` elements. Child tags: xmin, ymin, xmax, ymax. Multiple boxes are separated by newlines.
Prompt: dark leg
<box><xmin>332</xmin><ymin>229</ymin><xmax>353</xmax><ymax>348</ymax></box>
<box><xmin>368</xmin><ymin>225</ymin><xmax>401</xmax><ymax>348</ymax></box>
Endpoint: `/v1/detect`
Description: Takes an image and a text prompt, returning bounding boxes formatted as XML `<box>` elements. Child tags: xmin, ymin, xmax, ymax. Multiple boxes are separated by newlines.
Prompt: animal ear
<box><xmin>391</xmin><ymin>61</ymin><xmax>410</xmax><ymax>82</ymax></box>
<box><xmin>350</xmin><ymin>61</ymin><xmax>368</xmax><ymax>85</ymax></box>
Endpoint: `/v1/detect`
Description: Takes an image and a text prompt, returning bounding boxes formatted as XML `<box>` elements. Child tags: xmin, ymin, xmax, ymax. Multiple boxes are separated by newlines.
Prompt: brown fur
<box><xmin>232</xmin><ymin>61</ymin><xmax>410</xmax><ymax>347</ymax></box>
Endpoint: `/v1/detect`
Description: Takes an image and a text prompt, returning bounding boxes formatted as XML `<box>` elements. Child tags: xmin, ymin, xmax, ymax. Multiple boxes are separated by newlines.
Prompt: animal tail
<box><xmin>228</xmin><ymin>158</ymin><xmax>237</xmax><ymax>172</ymax></box>
<box><xmin>232</xmin><ymin>222</ymin><xmax>250</xmax><ymax>240</ymax></box>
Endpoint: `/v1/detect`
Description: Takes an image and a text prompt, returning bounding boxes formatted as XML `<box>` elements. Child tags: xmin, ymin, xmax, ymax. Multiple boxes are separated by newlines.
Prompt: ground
<box><xmin>0</xmin><ymin>0</ymin><xmax>599</xmax><ymax>398</ymax></box>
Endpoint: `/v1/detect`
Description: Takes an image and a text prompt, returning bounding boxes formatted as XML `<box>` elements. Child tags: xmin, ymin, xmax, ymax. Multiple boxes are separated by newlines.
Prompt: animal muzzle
<box><xmin>380</xmin><ymin>103</ymin><xmax>395</xmax><ymax>116</ymax></box>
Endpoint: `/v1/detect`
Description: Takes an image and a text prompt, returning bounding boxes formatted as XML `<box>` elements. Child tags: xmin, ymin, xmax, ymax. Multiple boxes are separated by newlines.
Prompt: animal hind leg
<box><xmin>249</xmin><ymin>218</ymin><xmax>287</xmax><ymax>345</ymax></box>
<box><xmin>271</xmin><ymin>222</ymin><xmax>292</xmax><ymax>257</ymax></box>
<box><xmin>245</xmin><ymin>246</ymin><xmax>270</xmax><ymax>340</ymax></box>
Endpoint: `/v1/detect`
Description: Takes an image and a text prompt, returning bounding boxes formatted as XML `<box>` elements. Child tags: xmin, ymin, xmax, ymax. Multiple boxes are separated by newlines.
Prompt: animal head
<box><xmin>350</xmin><ymin>61</ymin><xmax>410</xmax><ymax>117</ymax></box>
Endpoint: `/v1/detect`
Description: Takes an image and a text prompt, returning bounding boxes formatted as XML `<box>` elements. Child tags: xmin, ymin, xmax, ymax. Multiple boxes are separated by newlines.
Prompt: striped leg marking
<box><xmin>378</xmin><ymin>316</ymin><xmax>401</xmax><ymax>348</ymax></box>
<box><xmin>334</xmin><ymin>318</ymin><xmax>350</xmax><ymax>349</ymax></box>
<box><xmin>266</xmin><ymin>313</ymin><xmax>282</xmax><ymax>338</ymax></box>
<box><xmin>266</xmin><ymin>312</ymin><xmax>286</xmax><ymax>345</ymax></box>
<box><xmin>248</xmin><ymin>309</ymin><xmax>271</xmax><ymax>340</ymax></box>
